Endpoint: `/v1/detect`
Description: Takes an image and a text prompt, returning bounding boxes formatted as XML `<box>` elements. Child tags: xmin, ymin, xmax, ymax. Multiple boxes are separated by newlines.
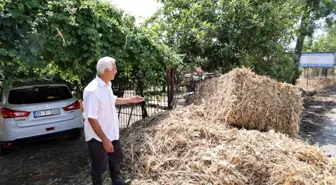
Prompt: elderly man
<box><xmin>83</xmin><ymin>57</ymin><xmax>144</xmax><ymax>185</ymax></box>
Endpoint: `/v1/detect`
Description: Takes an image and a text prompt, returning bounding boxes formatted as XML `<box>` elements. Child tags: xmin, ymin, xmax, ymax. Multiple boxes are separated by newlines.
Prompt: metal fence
<box><xmin>113</xmin><ymin>78</ymin><xmax>170</xmax><ymax>128</ymax></box>
<box><xmin>113</xmin><ymin>70</ymin><xmax>218</xmax><ymax>128</ymax></box>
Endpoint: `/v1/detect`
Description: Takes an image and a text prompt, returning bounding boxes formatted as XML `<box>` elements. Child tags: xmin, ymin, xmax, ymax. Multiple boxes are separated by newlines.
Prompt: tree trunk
<box><xmin>291</xmin><ymin>3</ymin><xmax>313</xmax><ymax>85</ymax></box>
<box><xmin>167</xmin><ymin>69</ymin><xmax>175</xmax><ymax>109</ymax></box>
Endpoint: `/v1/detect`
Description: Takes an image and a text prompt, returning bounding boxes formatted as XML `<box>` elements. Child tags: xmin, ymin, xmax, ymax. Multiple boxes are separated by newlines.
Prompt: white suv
<box><xmin>0</xmin><ymin>80</ymin><xmax>84</xmax><ymax>155</ymax></box>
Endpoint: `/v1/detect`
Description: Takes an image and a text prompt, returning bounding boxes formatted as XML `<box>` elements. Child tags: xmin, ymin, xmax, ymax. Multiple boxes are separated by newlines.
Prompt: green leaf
<box><xmin>18</xmin><ymin>3</ymin><xmax>24</xmax><ymax>11</ymax></box>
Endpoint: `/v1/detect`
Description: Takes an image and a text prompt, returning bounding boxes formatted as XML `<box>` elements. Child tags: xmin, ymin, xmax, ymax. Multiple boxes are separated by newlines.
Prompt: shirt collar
<box><xmin>96</xmin><ymin>76</ymin><xmax>111</xmax><ymax>88</ymax></box>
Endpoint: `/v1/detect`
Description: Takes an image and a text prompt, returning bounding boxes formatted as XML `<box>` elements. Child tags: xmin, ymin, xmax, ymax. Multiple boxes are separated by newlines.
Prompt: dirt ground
<box><xmin>1</xmin><ymin>81</ymin><xmax>336</xmax><ymax>184</ymax></box>
<box><xmin>0</xmin><ymin>134</ymin><xmax>91</xmax><ymax>185</ymax></box>
<box><xmin>300</xmin><ymin>84</ymin><xmax>336</xmax><ymax>157</ymax></box>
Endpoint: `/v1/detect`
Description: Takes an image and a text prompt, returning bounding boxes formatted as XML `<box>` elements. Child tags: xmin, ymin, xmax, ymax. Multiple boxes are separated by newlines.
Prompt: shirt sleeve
<box><xmin>83</xmin><ymin>90</ymin><xmax>99</xmax><ymax>120</ymax></box>
<box><xmin>110</xmin><ymin>88</ymin><xmax>118</xmax><ymax>105</ymax></box>
<box><xmin>112</xmin><ymin>95</ymin><xmax>117</xmax><ymax>105</ymax></box>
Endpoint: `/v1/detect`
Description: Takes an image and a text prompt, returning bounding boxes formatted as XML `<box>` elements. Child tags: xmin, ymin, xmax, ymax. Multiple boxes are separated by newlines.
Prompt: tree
<box><xmin>292</xmin><ymin>0</ymin><xmax>336</xmax><ymax>83</ymax></box>
<box><xmin>0</xmin><ymin>0</ymin><xmax>180</xmax><ymax>91</ymax></box>
<box><xmin>305</xmin><ymin>25</ymin><xmax>336</xmax><ymax>52</ymax></box>
<box><xmin>147</xmin><ymin>0</ymin><xmax>304</xmax><ymax>82</ymax></box>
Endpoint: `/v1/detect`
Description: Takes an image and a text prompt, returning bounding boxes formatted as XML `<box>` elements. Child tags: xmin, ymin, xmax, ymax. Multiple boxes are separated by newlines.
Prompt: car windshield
<box><xmin>8</xmin><ymin>85</ymin><xmax>72</xmax><ymax>104</ymax></box>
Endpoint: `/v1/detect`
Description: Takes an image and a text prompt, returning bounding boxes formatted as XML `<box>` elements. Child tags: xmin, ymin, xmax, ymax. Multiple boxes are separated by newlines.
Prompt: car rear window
<box><xmin>8</xmin><ymin>85</ymin><xmax>73</xmax><ymax>104</ymax></box>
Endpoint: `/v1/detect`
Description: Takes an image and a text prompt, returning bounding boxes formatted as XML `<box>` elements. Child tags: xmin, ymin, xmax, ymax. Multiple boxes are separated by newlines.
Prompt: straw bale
<box><xmin>121</xmin><ymin>106</ymin><xmax>335</xmax><ymax>185</ymax></box>
<box><xmin>192</xmin><ymin>68</ymin><xmax>303</xmax><ymax>137</ymax></box>
<box><xmin>118</xmin><ymin>68</ymin><xmax>332</xmax><ymax>184</ymax></box>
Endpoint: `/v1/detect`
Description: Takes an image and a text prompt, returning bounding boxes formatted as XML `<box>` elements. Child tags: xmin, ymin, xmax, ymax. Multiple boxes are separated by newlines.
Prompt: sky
<box><xmin>109</xmin><ymin>0</ymin><xmax>162</xmax><ymax>24</ymax></box>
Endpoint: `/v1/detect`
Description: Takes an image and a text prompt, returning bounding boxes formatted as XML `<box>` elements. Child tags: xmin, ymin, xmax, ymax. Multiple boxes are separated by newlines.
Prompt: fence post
<box><xmin>167</xmin><ymin>69</ymin><xmax>175</xmax><ymax>109</ymax></box>
<box><xmin>137</xmin><ymin>79</ymin><xmax>148</xmax><ymax>118</ymax></box>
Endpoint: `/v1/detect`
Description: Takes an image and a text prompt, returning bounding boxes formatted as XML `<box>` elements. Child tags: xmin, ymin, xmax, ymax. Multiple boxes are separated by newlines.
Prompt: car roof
<box><xmin>2</xmin><ymin>79</ymin><xmax>66</xmax><ymax>89</ymax></box>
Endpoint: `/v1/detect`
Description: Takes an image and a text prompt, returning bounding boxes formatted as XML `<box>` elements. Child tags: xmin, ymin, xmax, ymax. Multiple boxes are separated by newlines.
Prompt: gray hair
<box><xmin>96</xmin><ymin>56</ymin><xmax>116</xmax><ymax>74</ymax></box>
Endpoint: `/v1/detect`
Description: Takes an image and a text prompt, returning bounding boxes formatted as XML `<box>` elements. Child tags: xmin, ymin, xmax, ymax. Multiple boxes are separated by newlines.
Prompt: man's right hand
<box><xmin>102</xmin><ymin>138</ymin><xmax>114</xmax><ymax>153</ymax></box>
<box><xmin>87</xmin><ymin>118</ymin><xmax>114</xmax><ymax>153</ymax></box>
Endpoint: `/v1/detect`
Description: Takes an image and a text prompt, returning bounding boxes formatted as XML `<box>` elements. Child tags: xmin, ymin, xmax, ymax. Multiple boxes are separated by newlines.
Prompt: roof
<box><xmin>2</xmin><ymin>78</ymin><xmax>65</xmax><ymax>88</ymax></box>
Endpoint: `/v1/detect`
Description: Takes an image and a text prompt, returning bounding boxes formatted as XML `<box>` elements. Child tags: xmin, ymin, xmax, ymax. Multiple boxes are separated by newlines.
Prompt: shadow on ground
<box><xmin>0</xmin><ymin>135</ymin><xmax>91</xmax><ymax>185</ymax></box>
<box><xmin>300</xmin><ymin>85</ymin><xmax>336</xmax><ymax>156</ymax></box>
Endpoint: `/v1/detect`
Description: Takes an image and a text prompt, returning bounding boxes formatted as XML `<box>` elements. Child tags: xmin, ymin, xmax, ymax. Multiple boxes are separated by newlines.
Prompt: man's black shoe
<box><xmin>113</xmin><ymin>178</ymin><xmax>132</xmax><ymax>185</ymax></box>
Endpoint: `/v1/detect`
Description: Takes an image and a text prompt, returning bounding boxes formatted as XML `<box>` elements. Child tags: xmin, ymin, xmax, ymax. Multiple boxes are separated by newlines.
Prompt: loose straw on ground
<box><xmin>119</xmin><ymin>68</ymin><xmax>335</xmax><ymax>185</ymax></box>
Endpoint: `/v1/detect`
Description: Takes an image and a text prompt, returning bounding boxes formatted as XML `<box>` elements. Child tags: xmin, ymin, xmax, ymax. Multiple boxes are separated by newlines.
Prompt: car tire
<box><xmin>0</xmin><ymin>142</ymin><xmax>10</xmax><ymax>156</ymax></box>
<box><xmin>68</xmin><ymin>129</ymin><xmax>82</xmax><ymax>140</ymax></box>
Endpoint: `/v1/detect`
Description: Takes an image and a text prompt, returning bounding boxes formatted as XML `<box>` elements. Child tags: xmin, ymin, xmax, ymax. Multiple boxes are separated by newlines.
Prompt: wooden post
<box><xmin>333</xmin><ymin>67</ymin><xmax>335</xmax><ymax>83</ymax></box>
<box><xmin>306</xmin><ymin>68</ymin><xmax>308</xmax><ymax>87</ymax></box>
<box><xmin>137</xmin><ymin>79</ymin><xmax>148</xmax><ymax>119</ymax></box>
<box><xmin>167</xmin><ymin>69</ymin><xmax>175</xmax><ymax>109</ymax></box>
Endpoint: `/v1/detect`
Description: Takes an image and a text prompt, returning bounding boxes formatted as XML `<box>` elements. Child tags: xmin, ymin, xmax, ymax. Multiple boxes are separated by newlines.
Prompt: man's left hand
<box><xmin>130</xmin><ymin>96</ymin><xmax>145</xmax><ymax>103</ymax></box>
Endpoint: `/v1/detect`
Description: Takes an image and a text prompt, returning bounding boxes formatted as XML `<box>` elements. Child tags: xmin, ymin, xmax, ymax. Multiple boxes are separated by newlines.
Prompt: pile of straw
<box><xmin>192</xmin><ymin>68</ymin><xmax>303</xmax><ymax>137</ymax></box>
<box><xmin>118</xmin><ymin>68</ymin><xmax>334</xmax><ymax>184</ymax></box>
<box><xmin>121</xmin><ymin>106</ymin><xmax>335</xmax><ymax>185</ymax></box>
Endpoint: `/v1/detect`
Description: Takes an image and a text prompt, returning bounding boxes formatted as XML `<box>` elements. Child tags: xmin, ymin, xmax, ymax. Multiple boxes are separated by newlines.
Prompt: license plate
<box><xmin>34</xmin><ymin>109</ymin><xmax>61</xmax><ymax>118</ymax></box>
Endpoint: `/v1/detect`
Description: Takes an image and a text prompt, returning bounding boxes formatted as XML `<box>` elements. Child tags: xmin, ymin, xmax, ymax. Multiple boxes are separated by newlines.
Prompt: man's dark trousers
<box><xmin>87</xmin><ymin>139</ymin><xmax>124</xmax><ymax>185</ymax></box>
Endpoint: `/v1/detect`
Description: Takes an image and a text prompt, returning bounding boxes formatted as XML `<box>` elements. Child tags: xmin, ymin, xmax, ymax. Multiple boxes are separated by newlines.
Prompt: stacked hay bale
<box><xmin>118</xmin><ymin>68</ymin><xmax>335</xmax><ymax>185</ymax></box>
<box><xmin>193</xmin><ymin>68</ymin><xmax>303</xmax><ymax>137</ymax></box>
<box><xmin>121</xmin><ymin>106</ymin><xmax>336</xmax><ymax>185</ymax></box>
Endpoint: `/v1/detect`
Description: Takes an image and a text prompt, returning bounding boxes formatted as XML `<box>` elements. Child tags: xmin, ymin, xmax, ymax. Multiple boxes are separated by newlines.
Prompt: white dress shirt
<box><xmin>83</xmin><ymin>76</ymin><xmax>119</xmax><ymax>142</ymax></box>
